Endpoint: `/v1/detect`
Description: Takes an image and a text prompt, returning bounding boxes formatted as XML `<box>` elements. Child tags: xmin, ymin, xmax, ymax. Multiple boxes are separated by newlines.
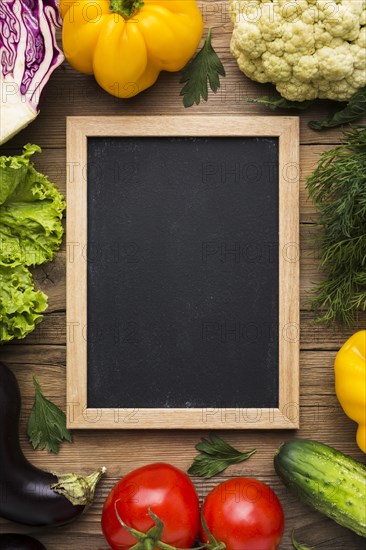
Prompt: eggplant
<box><xmin>0</xmin><ymin>534</ymin><xmax>47</xmax><ymax>550</ymax></box>
<box><xmin>0</xmin><ymin>362</ymin><xmax>105</xmax><ymax>527</ymax></box>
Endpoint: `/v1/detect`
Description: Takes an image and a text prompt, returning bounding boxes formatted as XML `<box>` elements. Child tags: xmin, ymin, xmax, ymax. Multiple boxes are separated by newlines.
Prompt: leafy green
<box><xmin>188</xmin><ymin>434</ymin><xmax>256</xmax><ymax>478</ymax></box>
<box><xmin>0</xmin><ymin>144</ymin><xmax>65</xmax><ymax>343</ymax></box>
<box><xmin>245</xmin><ymin>96</ymin><xmax>314</xmax><ymax>111</ymax></box>
<box><xmin>291</xmin><ymin>530</ymin><xmax>312</xmax><ymax>550</ymax></box>
<box><xmin>0</xmin><ymin>143</ymin><xmax>65</xmax><ymax>268</ymax></box>
<box><xmin>309</xmin><ymin>86</ymin><xmax>366</xmax><ymax>131</ymax></box>
<box><xmin>307</xmin><ymin>126</ymin><xmax>366</xmax><ymax>325</ymax></box>
<box><xmin>245</xmin><ymin>86</ymin><xmax>366</xmax><ymax>131</ymax></box>
<box><xmin>180</xmin><ymin>29</ymin><xmax>225</xmax><ymax>108</ymax></box>
<box><xmin>0</xmin><ymin>264</ymin><xmax>47</xmax><ymax>343</ymax></box>
<box><xmin>27</xmin><ymin>376</ymin><xmax>72</xmax><ymax>453</ymax></box>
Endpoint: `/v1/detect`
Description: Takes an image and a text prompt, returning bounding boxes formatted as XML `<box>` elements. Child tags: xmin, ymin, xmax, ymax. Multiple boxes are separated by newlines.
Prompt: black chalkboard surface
<box><xmin>66</xmin><ymin>116</ymin><xmax>299</xmax><ymax>429</ymax></box>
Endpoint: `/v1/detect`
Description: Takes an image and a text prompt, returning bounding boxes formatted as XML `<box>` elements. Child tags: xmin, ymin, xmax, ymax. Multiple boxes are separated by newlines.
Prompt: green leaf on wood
<box><xmin>27</xmin><ymin>376</ymin><xmax>72</xmax><ymax>453</ymax></box>
<box><xmin>188</xmin><ymin>434</ymin><xmax>256</xmax><ymax>478</ymax></box>
<box><xmin>309</xmin><ymin>86</ymin><xmax>366</xmax><ymax>130</ymax></box>
<box><xmin>180</xmin><ymin>29</ymin><xmax>225</xmax><ymax>108</ymax></box>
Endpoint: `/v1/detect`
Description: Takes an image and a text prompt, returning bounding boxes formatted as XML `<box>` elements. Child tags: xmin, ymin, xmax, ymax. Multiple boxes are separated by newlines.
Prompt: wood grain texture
<box><xmin>1</xmin><ymin>1</ymin><xmax>365</xmax><ymax>547</ymax></box>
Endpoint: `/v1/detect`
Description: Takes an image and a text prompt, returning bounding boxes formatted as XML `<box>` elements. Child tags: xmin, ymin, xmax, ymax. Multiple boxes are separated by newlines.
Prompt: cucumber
<box><xmin>274</xmin><ymin>439</ymin><xmax>366</xmax><ymax>537</ymax></box>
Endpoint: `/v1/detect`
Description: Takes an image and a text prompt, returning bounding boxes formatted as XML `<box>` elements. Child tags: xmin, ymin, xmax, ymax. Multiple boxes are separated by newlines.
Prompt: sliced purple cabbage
<box><xmin>0</xmin><ymin>0</ymin><xmax>64</xmax><ymax>144</ymax></box>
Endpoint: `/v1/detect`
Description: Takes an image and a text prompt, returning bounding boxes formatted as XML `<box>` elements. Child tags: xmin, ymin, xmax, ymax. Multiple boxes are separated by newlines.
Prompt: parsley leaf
<box><xmin>27</xmin><ymin>376</ymin><xmax>72</xmax><ymax>454</ymax></box>
<box><xmin>188</xmin><ymin>434</ymin><xmax>256</xmax><ymax>478</ymax></box>
<box><xmin>180</xmin><ymin>29</ymin><xmax>225</xmax><ymax>108</ymax></box>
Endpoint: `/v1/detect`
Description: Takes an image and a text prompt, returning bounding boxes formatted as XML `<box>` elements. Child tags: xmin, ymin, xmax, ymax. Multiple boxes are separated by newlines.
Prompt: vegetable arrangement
<box><xmin>60</xmin><ymin>0</ymin><xmax>204</xmax><ymax>99</ymax></box>
<box><xmin>230</xmin><ymin>0</ymin><xmax>366</xmax><ymax>129</ymax></box>
<box><xmin>307</xmin><ymin>126</ymin><xmax>366</xmax><ymax>325</ymax></box>
<box><xmin>0</xmin><ymin>0</ymin><xmax>64</xmax><ymax>145</ymax></box>
<box><xmin>1</xmin><ymin>1</ymin><xmax>365</xmax><ymax>549</ymax></box>
<box><xmin>102</xmin><ymin>462</ymin><xmax>285</xmax><ymax>550</ymax></box>
<box><xmin>335</xmin><ymin>331</ymin><xmax>366</xmax><ymax>453</ymax></box>
<box><xmin>0</xmin><ymin>362</ymin><xmax>105</xmax><ymax>527</ymax></box>
<box><xmin>0</xmin><ymin>145</ymin><xmax>65</xmax><ymax>343</ymax></box>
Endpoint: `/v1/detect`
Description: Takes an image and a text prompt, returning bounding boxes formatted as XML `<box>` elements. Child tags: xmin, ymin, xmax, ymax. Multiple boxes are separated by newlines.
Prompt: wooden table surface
<box><xmin>1</xmin><ymin>2</ymin><xmax>365</xmax><ymax>548</ymax></box>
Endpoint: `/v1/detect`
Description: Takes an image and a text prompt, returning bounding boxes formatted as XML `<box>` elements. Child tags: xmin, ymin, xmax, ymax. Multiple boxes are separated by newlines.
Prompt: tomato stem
<box><xmin>115</xmin><ymin>502</ymin><xmax>203</xmax><ymax>550</ymax></box>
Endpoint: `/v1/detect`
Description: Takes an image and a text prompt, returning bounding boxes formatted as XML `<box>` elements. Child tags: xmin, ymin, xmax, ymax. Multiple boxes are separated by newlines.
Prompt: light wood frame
<box><xmin>66</xmin><ymin>116</ymin><xmax>300</xmax><ymax>429</ymax></box>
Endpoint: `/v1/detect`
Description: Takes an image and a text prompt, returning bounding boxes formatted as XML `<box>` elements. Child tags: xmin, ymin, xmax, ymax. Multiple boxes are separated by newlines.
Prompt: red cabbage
<box><xmin>0</xmin><ymin>0</ymin><xmax>64</xmax><ymax>144</ymax></box>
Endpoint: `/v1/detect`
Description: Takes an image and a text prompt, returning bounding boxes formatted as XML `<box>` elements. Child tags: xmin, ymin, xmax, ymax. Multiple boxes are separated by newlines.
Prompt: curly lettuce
<box><xmin>0</xmin><ymin>144</ymin><xmax>65</xmax><ymax>267</ymax></box>
<box><xmin>0</xmin><ymin>265</ymin><xmax>47</xmax><ymax>343</ymax></box>
<box><xmin>0</xmin><ymin>144</ymin><xmax>65</xmax><ymax>342</ymax></box>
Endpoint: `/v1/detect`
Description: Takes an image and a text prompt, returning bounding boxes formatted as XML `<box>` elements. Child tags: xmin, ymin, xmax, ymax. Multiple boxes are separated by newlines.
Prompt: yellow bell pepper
<box><xmin>60</xmin><ymin>0</ymin><xmax>203</xmax><ymax>98</ymax></box>
<box><xmin>334</xmin><ymin>331</ymin><xmax>366</xmax><ymax>453</ymax></box>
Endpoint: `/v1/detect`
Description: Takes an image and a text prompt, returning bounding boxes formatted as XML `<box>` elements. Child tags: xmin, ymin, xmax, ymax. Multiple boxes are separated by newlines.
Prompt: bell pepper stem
<box><xmin>109</xmin><ymin>0</ymin><xmax>144</xmax><ymax>18</ymax></box>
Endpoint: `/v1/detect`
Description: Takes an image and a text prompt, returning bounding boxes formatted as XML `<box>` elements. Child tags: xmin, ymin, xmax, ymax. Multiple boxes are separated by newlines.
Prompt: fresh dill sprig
<box><xmin>306</xmin><ymin>125</ymin><xmax>366</xmax><ymax>325</ymax></box>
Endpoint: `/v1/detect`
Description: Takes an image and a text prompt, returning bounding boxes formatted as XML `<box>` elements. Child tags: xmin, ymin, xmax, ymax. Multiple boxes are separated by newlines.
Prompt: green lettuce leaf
<box><xmin>0</xmin><ymin>144</ymin><xmax>66</xmax><ymax>267</ymax></box>
<box><xmin>0</xmin><ymin>264</ymin><xmax>47</xmax><ymax>343</ymax></box>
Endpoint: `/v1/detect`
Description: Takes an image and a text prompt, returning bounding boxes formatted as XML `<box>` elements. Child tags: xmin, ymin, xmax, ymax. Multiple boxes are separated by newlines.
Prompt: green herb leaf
<box><xmin>188</xmin><ymin>434</ymin><xmax>256</xmax><ymax>478</ymax></box>
<box><xmin>306</xmin><ymin>126</ymin><xmax>366</xmax><ymax>325</ymax></box>
<box><xmin>27</xmin><ymin>376</ymin><xmax>72</xmax><ymax>453</ymax></box>
<box><xmin>291</xmin><ymin>530</ymin><xmax>312</xmax><ymax>550</ymax></box>
<box><xmin>180</xmin><ymin>29</ymin><xmax>225</xmax><ymax>108</ymax></box>
<box><xmin>245</xmin><ymin>96</ymin><xmax>314</xmax><ymax>111</ymax></box>
<box><xmin>309</xmin><ymin>86</ymin><xmax>366</xmax><ymax>131</ymax></box>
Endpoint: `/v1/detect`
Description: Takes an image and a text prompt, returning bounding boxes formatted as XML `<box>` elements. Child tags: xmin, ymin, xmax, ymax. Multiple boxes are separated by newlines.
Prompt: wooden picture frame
<box><xmin>66</xmin><ymin>116</ymin><xmax>300</xmax><ymax>429</ymax></box>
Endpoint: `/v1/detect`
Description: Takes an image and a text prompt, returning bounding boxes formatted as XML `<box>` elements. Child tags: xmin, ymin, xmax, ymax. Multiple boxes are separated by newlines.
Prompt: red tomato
<box><xmin>201</xmin><ymin>478</ymin><xmax>284</xmax><ymax>550</ymax></box>
<box><xmin>102</xmin><ymin>463</ymin><xmax>199</xmax><ymax>550</ymax></box>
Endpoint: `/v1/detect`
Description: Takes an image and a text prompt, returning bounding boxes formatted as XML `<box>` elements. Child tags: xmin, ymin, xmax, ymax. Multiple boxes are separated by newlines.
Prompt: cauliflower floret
<box><xmin>318</xmin><ymin>78</ymin><xmax>357</xmax><ymax>100</ymax></box>
<box><xmin>276</xmin><ymin>77</ymin><xmax>319</xmax><ymax>101</ymax></box>
<box><xmin>230</xmin><ymin>0</ymin><xmax>366</xmax><ymax>102</ymax></box>
<box><xmin>282</xmin><ymin>21</ymin><xmax>316</xmax><ymax>53</ymax></box>
<box><xmin>231</xmin><ymin>23</ymin><xmax>267</xmax><ymax>59</ymax></box>
<box><xmin>317</xmin><ymin>45</ymin><xmax>355</xmax><ymax>80</ymax></box>
<box><xmin>348</xmin><ymin>68</ymin><xmax>366</xmax><ymax>88</ymax></box>
<box><xmin>323</xmin><ymin>3</ymin><xmax>360</xmax><ymax>40</ymax></box>
<box><xmin>293</xmin><ymin>55</ymin><xmax>319</xmax><ymax>81</ymax></box>
<box><xmin>262</xmin><ymin>51</ymin><xmax>292</xmax><ymax>80</ymax></box>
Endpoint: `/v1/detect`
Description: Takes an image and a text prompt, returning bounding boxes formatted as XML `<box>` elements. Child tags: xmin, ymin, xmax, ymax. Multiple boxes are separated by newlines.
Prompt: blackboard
<box><xmin>66</xmin><ymin>116</ymin><xmax>300</xmax><ymax>429</ymax></box>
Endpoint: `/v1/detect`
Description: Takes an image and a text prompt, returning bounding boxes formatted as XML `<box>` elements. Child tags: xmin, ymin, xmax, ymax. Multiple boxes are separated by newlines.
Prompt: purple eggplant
<box><xmin>0</xmin><ymin>534</ymin><xmax>47</xmax><ymax>550</ymax></box>
<box><xmin>0</xmin><ymin>362</ymin><xmax>105</xmax><ymax>527</ymax></box>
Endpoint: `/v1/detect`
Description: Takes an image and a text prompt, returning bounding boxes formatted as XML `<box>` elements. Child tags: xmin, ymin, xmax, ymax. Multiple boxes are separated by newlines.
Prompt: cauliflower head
<box><xmin>230</xmin><ymin>0</ymin><xmax>366</xmax><ymax>101</ymax></box>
